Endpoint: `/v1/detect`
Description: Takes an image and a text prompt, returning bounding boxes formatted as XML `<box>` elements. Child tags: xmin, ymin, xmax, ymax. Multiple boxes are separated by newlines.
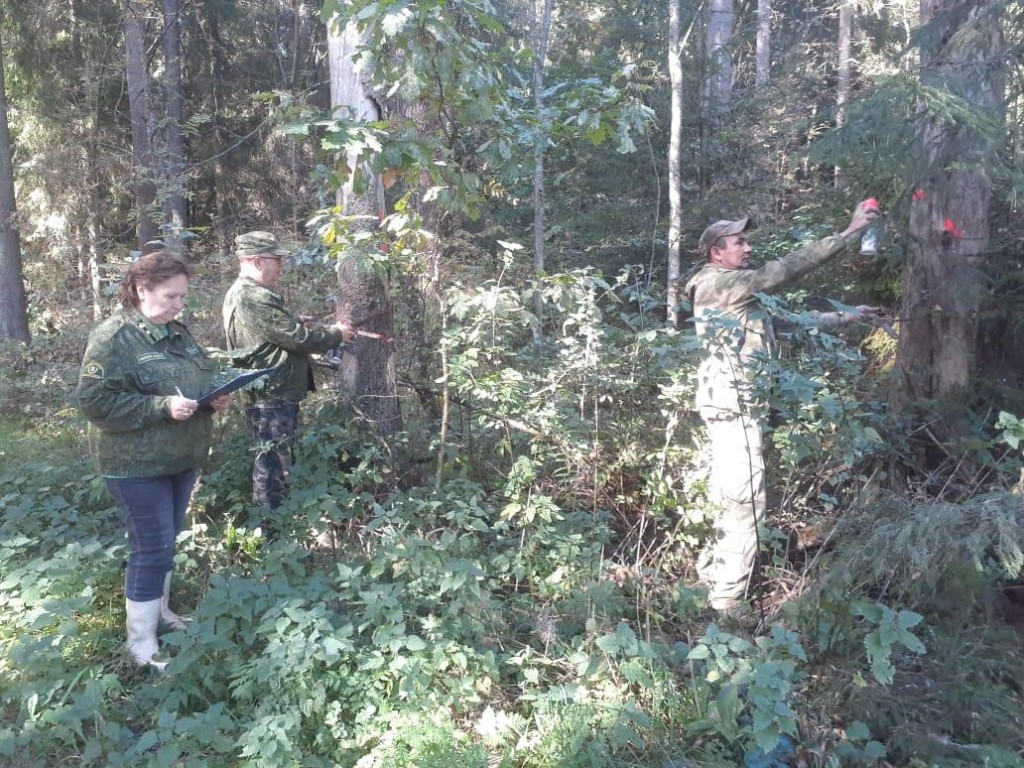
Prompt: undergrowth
<box><xmin>1</xmin><ymin>268</ymin><xmax>1022</xmax><ymax>766</ymax></box>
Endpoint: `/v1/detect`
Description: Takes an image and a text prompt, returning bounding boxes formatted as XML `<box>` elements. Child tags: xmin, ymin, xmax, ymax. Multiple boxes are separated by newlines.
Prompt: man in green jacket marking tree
<box><xmin>684</xmin><ymin>200</ymin><xmax>880</xmax><ymax>614</ymax></box>
<box><xmin>223</xmin><ymin>231</ymin><xmax>355</xmax><ymax>512</ymax></box>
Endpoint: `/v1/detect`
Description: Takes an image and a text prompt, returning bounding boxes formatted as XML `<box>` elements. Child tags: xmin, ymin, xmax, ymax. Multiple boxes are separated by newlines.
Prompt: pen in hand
<box><xmin>173</xmin><ymin>386</ymin><xmax>197</xmax><ymax>419</ymax></box>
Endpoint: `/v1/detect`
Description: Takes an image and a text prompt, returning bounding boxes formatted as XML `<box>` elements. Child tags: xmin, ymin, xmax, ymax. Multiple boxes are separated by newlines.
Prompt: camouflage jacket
<box><xmin>684</xmin><ymin>232</ymin><xmax>855</xmax><ymax>416</ymax></box>
<box><xmin>75</xmin><ymin>309</ymin><xmax>216</xmax><ymax>477</ymax></box>
<box><xmin>222</xmin><ymin>276</ymin><xmax>346</xmax><ymax>404</ymax></box>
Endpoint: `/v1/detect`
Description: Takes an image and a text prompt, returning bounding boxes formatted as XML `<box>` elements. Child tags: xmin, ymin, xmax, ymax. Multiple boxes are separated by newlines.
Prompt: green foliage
<box><xmin>2</xmin><ymin>2</ymin><xmax>1024</xmax><ymax>765</ymax></box>
<box><xmin>5</xmin><ymin>252</ymin><xmax>1024</xmax><ymax>767</ymax></box>
<box><xmin>816</xmin><ymin>493</ymin><xmax>1024</xmax><ymax>607</ymax></box>
<box><xmin>809</xmin><ymin>73</ymin><xmax>1011</xmax><ymax>200</ymax></box>
<box><xmin>830</xmin><ymin>720</ymin><xmax>888</xmax><ymax>766</ymax></box>
<box><xmin>308</xmin><ymin>194</ymin><xmax>432</xmax><ymax>281</ymax></box>
<box><xmin>350</xmin><ymin>709</ymin><xmax>490</xmax><ymax>768</ymax></box>
<box><xmin>791</xmin><ymin>490</ymin><xmax>1024</xmax><ymax>764</ymax></box>
<box><xmin>849</xmin><ymin>600</ymin><xmax>925</xmax><ymax>686</ymax></box>
<box><xmin>687</xmin><ymin>624</ymin><xmax>806</xmax><ymax>756</ymax></box>
<box><xmin>995</xmin><ymin>410</ymin><xmax>1024</xmax><ymax>454</ymax></box>
<box><xmin>0</xmin><ymin>448</ymin><xmax>127</xmax><ymax>765</ymax></box>
<box><xmin>312</xmin><ymin>0</ymin><xmax>654</xmax><ymax>240</ymax></box>
<box><xmin>440</xmin><ymin>263</ymin><xmax>688</xmax><ymax>497</ymax></box>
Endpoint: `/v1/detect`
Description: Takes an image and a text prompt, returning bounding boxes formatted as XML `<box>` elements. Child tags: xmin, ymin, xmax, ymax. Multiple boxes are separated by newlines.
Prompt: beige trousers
<box><xmin>697</xmin><ymin>409</ymin><xmax>765</xmax><ymax>610</ymax></box>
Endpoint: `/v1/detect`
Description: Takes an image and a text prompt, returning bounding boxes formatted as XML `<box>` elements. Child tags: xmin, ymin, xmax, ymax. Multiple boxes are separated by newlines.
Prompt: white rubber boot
<box><xmin>160</xmin><ymin>572</ymin><xmax>190</xmax><ymax>631</ymax></box>
<box><xmin>125</xmin><ymin>598</ymin><xmax>168</xmax><ymax>670</ymax></box>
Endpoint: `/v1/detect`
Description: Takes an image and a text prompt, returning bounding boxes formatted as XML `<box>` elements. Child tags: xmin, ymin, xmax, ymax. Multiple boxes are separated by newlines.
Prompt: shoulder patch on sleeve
<box><xmin>82</xmin><ymin>361</ymin><xmax>105</xmax><ymax>379</ymax></box>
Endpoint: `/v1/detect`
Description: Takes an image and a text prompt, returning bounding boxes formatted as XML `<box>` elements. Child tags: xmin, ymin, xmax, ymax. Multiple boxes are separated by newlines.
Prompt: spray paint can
<box><xmin>860</xmin><ymin>223</ymin><xmax>881</xmax><ymax>255</ymax></box>
<box><xmin>860</xmin><ymin>198</ymin><xmax>882</xmax><ymax>255</ymax></box>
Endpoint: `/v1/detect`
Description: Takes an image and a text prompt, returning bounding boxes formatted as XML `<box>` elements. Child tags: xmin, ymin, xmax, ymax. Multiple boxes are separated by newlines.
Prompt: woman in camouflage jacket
<box><xmin>76</xmin><ymin>251</ymin><xmax>228</xmax><ymax>669</ymax></box>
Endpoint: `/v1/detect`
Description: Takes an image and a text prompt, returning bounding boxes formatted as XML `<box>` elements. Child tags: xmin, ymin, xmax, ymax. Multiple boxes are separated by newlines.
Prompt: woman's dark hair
<box><xmin>120</xmin><ymin>251</ymin><xmax>192</xmax><ymax>309</ymax></box>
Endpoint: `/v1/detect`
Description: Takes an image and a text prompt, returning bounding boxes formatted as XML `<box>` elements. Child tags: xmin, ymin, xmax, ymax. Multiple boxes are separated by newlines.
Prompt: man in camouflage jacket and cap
<box><xmin>684</xmin><ymin>201</ymin><xmax>879</xmax><ymax>613</ymax></box>
<box><xmin>224</xmin><ymin>231</ymin><xmax>355</xmax><ymax>511</ymax></box>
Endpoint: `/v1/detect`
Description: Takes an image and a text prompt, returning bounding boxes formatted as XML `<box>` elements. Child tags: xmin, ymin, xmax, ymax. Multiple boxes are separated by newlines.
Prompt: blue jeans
<box><xmin>106</xmin><ymin>469</ymin><xmax>197</xmax><ymax>601</ymax></box>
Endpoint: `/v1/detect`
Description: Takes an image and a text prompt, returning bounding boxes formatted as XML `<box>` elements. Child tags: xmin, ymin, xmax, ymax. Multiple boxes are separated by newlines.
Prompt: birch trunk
<box><xmin>834</xmin><ymin>0</ymin><xmax>853</xmax><ymax>189</ymax></box>
<box><xmin>667</xmin><ymin>0</ymin><xmax>684</xmax><ymax>327</ymax></box>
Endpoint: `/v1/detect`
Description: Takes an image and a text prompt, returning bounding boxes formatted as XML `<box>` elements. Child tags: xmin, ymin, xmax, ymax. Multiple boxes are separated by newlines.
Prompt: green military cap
<box><xmin>235</xmin><ymin>231</ymin><xmax>294</xmax><ymax>259</ymax></box>
<box><xmin>697</xmin><ymin>217</ymin><xmax>750</xmax><ymax>257</ymax></box>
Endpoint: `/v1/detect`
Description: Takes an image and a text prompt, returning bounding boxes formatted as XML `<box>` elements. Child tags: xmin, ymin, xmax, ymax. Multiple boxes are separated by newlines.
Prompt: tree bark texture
<box><xmin>530</xmin><ymin>0</ymin><xmax>553</xmax><ymax>279</ymax></box>
<box><xmin>124</xmin><ymin>0</ymin><xmax>159</xmax><ymax>249</ymax></box>
<box><xmin>70</xmin><ymin>0</ymin><xmax>106</xmax><ymax>318</ymax></box>
<box><xmin>201</xmin><ymin>6</ymin><xmax>230</xmax><ymax>257</ymax></box>
<box><xmin>755</xmin><ymin>0</ymin><xmax>771</xmax><ymax>87</ymax></box>
<box><xmin>706</xmin><ymin>0</ymin><xmax>734</xmax><ymax>120</ymax></box>
<box><xmin>0</xmin><ymin>30</ymin><xmax>31</xmax><ymax>343</ymax></box>
<box><xmin>666</xmin><ymin>0</ymin><xmax>683</xmax><ymax>327</ymax></box>
<box><xmin>834</xmin><ymin>0</ymin><xmax>853</xmax><ymax>189</ymax></box>
<box><xmin>892</xmin><ymin>0</ymin><xmax>1004</xmax><ymax>409</ymax></box>
<box><xmin>327</xmin><ymin>13</ymin><xmax>401</xmax><ymax>436</ymax></box>
<box><xmin>162</xmin><ymin>0</ymin><xmax>188</xmax><ymax>251</ymax></box>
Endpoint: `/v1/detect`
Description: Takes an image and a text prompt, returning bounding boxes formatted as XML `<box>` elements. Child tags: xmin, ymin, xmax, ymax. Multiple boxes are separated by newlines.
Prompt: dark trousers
<box><xmin>106</xmin><ymin>469</ymin><xmax>196</xmax><ymax>601</ymax></box>
<box><xmin>245</xmin><ymin>403</ymin><xmax>300</xmax><ymax>509</ymax></box>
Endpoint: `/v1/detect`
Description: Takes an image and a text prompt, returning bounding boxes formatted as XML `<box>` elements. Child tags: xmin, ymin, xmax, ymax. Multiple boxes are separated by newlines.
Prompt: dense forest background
<box><xmin>1</xmin><ymin>0</ymin><xmax>1024</xmax><ymax>766</ymax></box>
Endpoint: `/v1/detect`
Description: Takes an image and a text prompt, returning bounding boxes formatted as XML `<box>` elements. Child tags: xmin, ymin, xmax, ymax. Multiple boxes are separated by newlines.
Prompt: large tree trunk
<box><xmin>891</xmin><ymin>1</ymin><xmax>1004</xmax><ymax>416</ymax></box>
<box><xmin>705</xmin><ymin>0</ymin><xmax>734</xmax><ymax>120</ymax></box>
<box><xmin>0</xmin><ymin>29</ymin><xmax>30</xmax><ymax>343</ymax></box>
<box><xmin>666</xmin><ymin>0</ymin><xmax>684</xmax><ymax>327</ymax></box>
<box><xmin>327</xmin><ymin>13</ymin><xmax>401</xmax><ymax>436</ymax></box>
<box><xmin>699</xmin><ymin>0</ymin><xmax>734</xmax><ymax>191</ymax></box>
<box><xmin>162</xmin><ymin>0</ymin><xmax>188</xmax><ymax>252</ymax></box>
<box><xmin>755</xmin><ymin>0</ymin><xmax>771</xmax><ymax>87</ymax></box>
<box><xmin>124</xmin><ymin>0</ymin><xmax>159</xmax><ymax>249</ymax></box>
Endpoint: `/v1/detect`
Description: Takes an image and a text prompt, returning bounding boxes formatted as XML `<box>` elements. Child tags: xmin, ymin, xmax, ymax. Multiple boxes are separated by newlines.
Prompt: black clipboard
<box><xmin>196</xmin><ymin>367</ymin><xmax>275</xmax><ymax>406</ymax></box>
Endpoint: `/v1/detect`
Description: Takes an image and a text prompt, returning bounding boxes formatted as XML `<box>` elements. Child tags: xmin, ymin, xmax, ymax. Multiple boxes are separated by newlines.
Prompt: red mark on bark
<box><xmin>943</xmin><ymin>219</ymin><xmax>964</xmax><ymax>238</ymax></box>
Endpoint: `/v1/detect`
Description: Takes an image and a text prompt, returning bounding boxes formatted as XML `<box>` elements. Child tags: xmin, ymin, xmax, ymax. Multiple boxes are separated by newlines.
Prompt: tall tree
<box><xmin>0</xmin><ymin>24</ymin><xmax>30</xmax><ymax>343</ymax></box>
<box><xmin>666</xmin><ymin>0</ymin><xmax>684</xmax><ymax>327</ymax></box>
<box><xmin>700</xmin><ymin>0</ymin><xmax>734</xmax><ymax>191</ymax></box>
<box><xmin>530</xmin><ymin>0</ymin><xmax>553</xmax><ymax>281</ymax></box>
<box><xmin>198</xmin><ymin>2</ymin><xmax>230</xmax><ymax>257</ymax></box>
<box><xmin>892</xmin><ymin>1</ymin><xmax>1005</xmax><ymax>413</ymax></box>
<box><xmin>834</xmin><ymin>0</ymin><xmax>853</xmax><ymax>189</ymax></box>
<box><xmin>326</xmin><ymin>10</ymin><xmax>401</xmax><ymax>436</ymax></box>
<box><xmin>705</xmin><ymin>0</ymin><xmax>734</xmax><ymax>119</ymax></box>
<box><xmin>124</xmin><ymin>0</ymin><xmax>159</xmax><ymax>248</ymax></box>
<box><xmin>755</xmin><ymin>0</ymin><xmax>771</xmax><ymax>87</ymax></box>
<box><xmin>69</xmin><ymin>0</ymin><xmax>109</xmax><ymax>319</ymax></box>
<box><xmin>161</xmin><ymin>0</ymin><xmax>187</xmax><ymax>251</ymax></box>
